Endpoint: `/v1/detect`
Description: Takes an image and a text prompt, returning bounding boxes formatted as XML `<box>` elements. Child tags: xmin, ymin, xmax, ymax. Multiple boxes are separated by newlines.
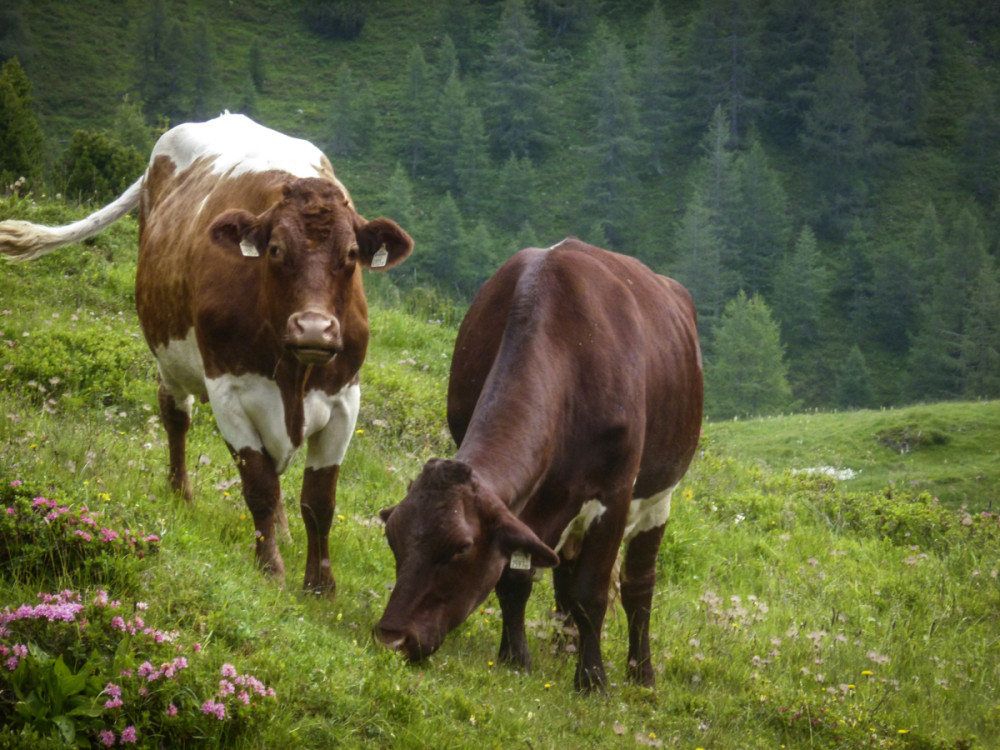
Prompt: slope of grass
<box><xmin>707</xmin><ymin>402</ymin><xmax>1000</xmax><ymax>511</ymax></box>
<box><xmin>1</xmin><ymin>197</ymin><xmax>997</xmax><ymax>748</ymax></box>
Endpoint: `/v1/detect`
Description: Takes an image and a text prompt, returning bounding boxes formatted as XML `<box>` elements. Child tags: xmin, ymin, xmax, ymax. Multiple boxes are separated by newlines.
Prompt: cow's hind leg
<box><xmin>496</xmin><ymin>568</ymin><xmax>534</xmax><ymax>669</ymax></box>
<box><xmin>157</xmin><ymin>383</ymin><xmax>193</xmax><ymax>501</ymax></box>
<box><xmin>231</xmin><ymin>446</ymin><xmax>285</xmax><ymax>583</ymax></box>
<box><xmin>621</xmin><ymin>522</ymin><xmax>668</xmax><ymax>687</ymax></box>
<box><xmin>300</xmin><ymin>464</ymin><xmax>339</xmax><ymax>594</ymax></box>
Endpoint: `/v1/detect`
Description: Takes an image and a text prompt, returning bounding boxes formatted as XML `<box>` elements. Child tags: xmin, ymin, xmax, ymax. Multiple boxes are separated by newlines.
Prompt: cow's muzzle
<box><xmin>373</xmin><ymin>624</ymin><xmax>435</xmax><ymax>661</ymax></box>
<box><xmin>286</xmin><ymin>311</ymin><xmax>342</xmax><ymax>365</ymax></box>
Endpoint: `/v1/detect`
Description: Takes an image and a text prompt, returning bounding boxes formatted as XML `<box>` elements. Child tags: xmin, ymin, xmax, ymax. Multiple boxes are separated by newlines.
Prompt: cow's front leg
<box><xmin>557</xmin><ymin>495</ymin><xmax>628</xmax><ymax>693</ymax></box>
<box><xmin>300</xmin><ymin>464</ymin><xmax>339</xmax><ymax>594</ymax></box>
<box><xmin>157</xmin><ymin>383</ymin><xmax>193</xmax><ymax>501</ymax></box>
<box><xmin>496</xmin><ymin>568</ymin><xmax>534</xmax><ymax>669</ymax></box>
<box><xmin>621</xmin><ymin>522</ymin><xmax>667</xmax><ymax>687</ymax></box>
<box><xmin>231</xmin><ymin>446</ymin><xmax>285</xmax><ymax>583</ymax></box>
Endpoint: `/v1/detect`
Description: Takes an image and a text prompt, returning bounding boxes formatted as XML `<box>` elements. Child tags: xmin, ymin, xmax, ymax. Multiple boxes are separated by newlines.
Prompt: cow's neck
<box><xmin>453</xmin><ymin>356</ymin><xmax>560</xmax><ymax>513</ymax></box>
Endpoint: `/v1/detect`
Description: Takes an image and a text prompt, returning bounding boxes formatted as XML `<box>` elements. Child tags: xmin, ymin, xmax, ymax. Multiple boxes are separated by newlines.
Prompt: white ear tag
<box><xmin>239</xmin><ymin>239</ymin><xmax>259</xmax><ymax>257</ymax></box>
<box><xmin>509</xmin><ymin>550</ymin><xmax>532</xmax><ymax>570</ymax></box>
<box><xmin>371</xmin><ymin>246</ymin><xmax>388</xmax><ymax>268</ymax></box>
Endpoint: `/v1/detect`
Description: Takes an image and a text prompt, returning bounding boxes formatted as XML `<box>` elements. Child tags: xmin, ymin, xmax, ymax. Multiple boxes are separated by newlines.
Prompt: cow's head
<box><xmin>375</xmin><ymin>458</ymin><xmax>558</xmax><ymax>660</ymax></box>
<box><xmin>209</xmin><ymin>177</ymin><xmax>412</xmax><ymax>365</ymax></box>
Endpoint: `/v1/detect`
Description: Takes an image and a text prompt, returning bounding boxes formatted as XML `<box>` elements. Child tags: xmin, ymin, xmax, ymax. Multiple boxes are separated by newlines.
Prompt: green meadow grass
<box><xmin>1</xmin><ymin>197</ymin><xmax>998</xmax><ymax>748</ymax></box>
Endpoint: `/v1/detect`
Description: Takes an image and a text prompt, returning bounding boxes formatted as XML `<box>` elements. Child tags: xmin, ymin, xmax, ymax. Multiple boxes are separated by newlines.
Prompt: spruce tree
<box><xmin>326</xmin><ymin>63</ymin><xmax>367</xmax><ymax>158</ymax></box>
<box><xmin>400</xmin><ymin>44</ymin><xmax>434</xmax><ymax>178</ymax></box>
<box><xmin>482</xmin><ymin>0</ymin><xmax>552</xmax><ymax>160</ymax></box>
<box><xmin>961</xmin><ymin>258</ymin><xmax>1000</xmax><ymax>399</ymax></box>
<box><xmin>0</xmin><ymin>57</ymin><xmax>44</xmax><ymax>191</ymax></box>
<box><xmin>580</xmin><ymin>24</ymin><xmax>643</xmax><ymax>250</ymax></box>
<box><xmin>770</xmin><ymin>225</ymin><xmax>829</xmax><ymax>349</ymax></box>
<box><xmin>135</xmin><ymin>0</ymin><xmax>190</xmax><ymax>122</ymax></box>
<box><xmin>635</xmin><ymin>2</ymin><xmax>681</xmax><ymax>176</ymax></box>
<box><xmin>707</xmin><ymin>291</ymin><xmax>794</xmax><ymax>419</ymax></box>
<box><xmin>834</xmin><ymin>344</ymin><xmax>875</xmax><ymax>410</ymax></box>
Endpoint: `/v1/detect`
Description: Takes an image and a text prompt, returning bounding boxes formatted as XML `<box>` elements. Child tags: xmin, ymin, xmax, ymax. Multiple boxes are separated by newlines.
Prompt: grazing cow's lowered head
<box><xmin>376</xmin><ymin>458</ymin><xmax>559</xmax><ymax>660</ymax></box>
<box><xmin>209</xmin><ymin>178</ymin><xmax>411</xmax><ymax>366</ymax></box>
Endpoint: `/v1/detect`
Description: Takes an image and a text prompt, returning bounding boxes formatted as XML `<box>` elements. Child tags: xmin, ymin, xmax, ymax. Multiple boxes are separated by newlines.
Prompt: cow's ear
<box><xmin>378</xmin><ymin>505</ymin><xmax>396</xmax><ymax>524</ymax></box>
<box><xmin>210</xmin><ymin>209</ymin><xmax>264</xmax><ymax>257</ymax></box>
<box><xmin>495</xmin><ymin>512</ymin><xmax>559</xmax><ymax>569</ymax></box>
<box><xmin>355</xmin><ymin>217</ymin><xmax>413</xmax><ymax>271</ymax></box>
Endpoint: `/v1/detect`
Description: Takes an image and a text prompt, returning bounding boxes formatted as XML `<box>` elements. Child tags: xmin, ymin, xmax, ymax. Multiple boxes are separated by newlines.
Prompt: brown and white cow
<box><xmin>0</xmin><ymin>113</ymin><xmax>412</xmax><ymax>593</ymax></box>
<box><xmin>376</xmin><ymin>239</ymin><xmax>702</xmax><ymax>691</ymax></box>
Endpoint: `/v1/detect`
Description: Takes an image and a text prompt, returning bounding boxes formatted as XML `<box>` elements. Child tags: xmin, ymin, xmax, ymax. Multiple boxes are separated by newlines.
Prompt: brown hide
<box><xmin>377</xmin><ymin>238</ymin><xmax>702</xmax><ymax>691</ymax></box>
<box><xmin>0</xmin><ymin>115</ymin><xmax>414</xmax><ymax>594</ymax></box>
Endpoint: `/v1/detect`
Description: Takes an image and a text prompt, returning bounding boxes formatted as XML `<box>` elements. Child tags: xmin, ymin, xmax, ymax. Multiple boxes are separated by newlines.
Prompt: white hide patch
<box><xmin>551</xmin><ymin>484</ymin><xmax>676</xmax><ymax>561</ymax></box>
<box><xmin>151</xmin><ymin>113</ymin><xmax>328</xmax><ymax>181</ymax></box>
<box><xmin>554</xmin><ymin>499</ymin><xmax>607</xmax><ymax>558</ymax></box>
<box><xmin>205</xmin><ymin>373</ymin><xmax>359</xmax><ymax>475</ymax></box>
<box><xmin>154</xmin><ymin>331</ymin><xmax>205</xmax><ymax>414</ymax></box>
<box><xmin>623</xmin><ymin>485</ymin><xmax>676</xmax><ymax>543</ymax></box>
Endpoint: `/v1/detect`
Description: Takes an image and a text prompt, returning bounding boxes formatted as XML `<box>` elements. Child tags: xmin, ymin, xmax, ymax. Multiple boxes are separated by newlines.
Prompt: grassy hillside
<box><xmin>707</xmin><ymin>402</ymin><xmax>1000</xmax><ymax>512</ymax></box>
<box><xmin>0</xmin><ymin>196</ymin><xmax>998</xmax><ymax>748</ymax></box>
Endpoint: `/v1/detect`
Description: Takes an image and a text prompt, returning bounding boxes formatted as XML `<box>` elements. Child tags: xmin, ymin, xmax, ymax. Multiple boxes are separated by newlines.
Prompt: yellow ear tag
<box><xmin>371</xmin><ymin>247</ymin><xmax>388</xmax><ymax>268</ymax></box>
<box><xmin>509</xmin><ymin>550</ymin><xmax>532</xmax><ymax>570</ymax></box>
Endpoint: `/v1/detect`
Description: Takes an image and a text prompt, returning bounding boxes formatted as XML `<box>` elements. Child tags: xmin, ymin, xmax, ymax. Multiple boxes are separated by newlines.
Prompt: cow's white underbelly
<box><xmin>154</xmin><ymin>332</ymin><xmax>359</xmax><ymax>474</ymax></box>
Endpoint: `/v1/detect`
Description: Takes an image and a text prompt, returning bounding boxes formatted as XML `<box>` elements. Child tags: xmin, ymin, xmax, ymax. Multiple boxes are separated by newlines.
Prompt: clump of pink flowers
<box><xmin>0</xmin><ymin>588</ymin><xmax>277</xmax><ymax>746</ymax></box>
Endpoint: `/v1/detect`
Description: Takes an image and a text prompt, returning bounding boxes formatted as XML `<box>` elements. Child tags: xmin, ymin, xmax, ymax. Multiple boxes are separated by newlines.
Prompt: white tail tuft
<box><xmin>0</xmin><ymin>176</ymin><xmax>144</xmax><ymax>262</ymax></box>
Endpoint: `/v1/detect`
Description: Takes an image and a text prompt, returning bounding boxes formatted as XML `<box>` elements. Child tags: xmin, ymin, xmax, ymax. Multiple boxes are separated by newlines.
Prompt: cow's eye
<box><xmin>268</xmin><ymin>245</ymin><xmax>281</xmax><ymax>259</ymax></box>
<box><xmin>452</xmin><ymin>543</ymin><xmax>473</xmax><ymax>560</ymax></box>
<box><xmin>347</xmin><ymin>244</ymin><xmax>359</xmax><ymax>262</ymax></box>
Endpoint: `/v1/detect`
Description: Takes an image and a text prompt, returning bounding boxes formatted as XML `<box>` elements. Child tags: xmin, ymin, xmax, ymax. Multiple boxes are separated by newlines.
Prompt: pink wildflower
<box><xmin>5</xmin><ymin>656</ymin><xmax>18</xmax><ymax>671</ymax></box>
<box><xmin>221</xmin><ymin>663</ymin><xmax>238</xmax><ymax>678</ymax></box>
<box><xmin>98</xmin><ymin>729</ymin><xmax>115</xmax><ymax>746</ymax></box>
<box><xmin>166</xmin><ymin>703</ymin><xmax>178</xmax><ymax>718</ymax></box>
<box><xmin>202</xmin><ymin>699</ymin><xmax>226</xmax><ymax>720</ymax></box>
<box><xmin>110</xmin><ymin>616</ymin><xmax>126</xmax><ymax>631</ymax></box>
<box><xmin>5</xmin><ymin>507</ymin><xmax>14</xmax><ymax>515</ymax></box>
<box><xmin>105</xmin><ymin>682</ymin><xmax>122</xmax><ymax>699</ymax></box>
<box><xmin>104</xmin><ymin>697</ymin><xmax>123</xmax><ymax>709</ymax></box>
<box><xmin>75</xmin><ymin>530</ymin><xmax>93</xmax><ymax>541</ymax></box>
<box><xmin>9</xmin><ymin>480</ymin><xmax>22</xmax><ymax>486</ymax></box>
<box><xmin>94</xmin><ymin>590</ymin><xmax>109</xmax><ymax>607</ymax></box>
<box><xmin>120</xmin><ymin>726</ymin><xmax>137</xmax><ymax>744</ymax></box>
<box><xmin>219</xmin><ymin>679</ymin><xmax>235</xmax><ymax>696</ymax></box>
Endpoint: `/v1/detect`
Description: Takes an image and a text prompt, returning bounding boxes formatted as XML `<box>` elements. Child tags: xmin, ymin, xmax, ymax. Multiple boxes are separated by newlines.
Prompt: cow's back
<box><xmin>448</xmin><ymin>238</ymin><xmax>702</xmax><ymax>497</ymax></box>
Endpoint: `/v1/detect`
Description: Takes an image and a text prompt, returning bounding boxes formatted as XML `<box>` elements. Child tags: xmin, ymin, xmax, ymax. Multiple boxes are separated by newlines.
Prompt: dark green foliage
<box><xmin>5</xmin><ymin>1</ymin><xmax>1000</xmax><ymax>415</ymax></box>
<box><xmin>834</xmin><ymin>345</ymin><xmax>875</xmax><ymax>410</ymax></box>
<box><xmin>301</xmin><ymin>1</ymin><xmax>366</xmax><ymax>41</ymax></box>
<box><xmin>0</xmin><ymin>58</ymin><xmax>44</xmax><ymax>192</ymax></box>
<box><xmin>59</xmin><ymin>130</ymin><xmax>145</xmax><ymax>204</ymax></box>
<box><xmin>706</xmin><ymin>292</ymin><xmax>794</xmax><ymax>419</ymax></box>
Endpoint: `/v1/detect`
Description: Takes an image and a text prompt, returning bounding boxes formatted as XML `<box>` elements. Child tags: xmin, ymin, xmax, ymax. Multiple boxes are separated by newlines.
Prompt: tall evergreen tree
<box><xmin>482</xmin><ymin>0</ymin><xmax>552</xmax><ymax>160</ymax></box>
<box><xmin>382</xmin><ymin>163</ymin><xmax>419</xmax><ymax>233</ymax></box>
<box><xmin>635</xmin><ymin>2</ymin><xmax>681</xmax><ymax>176</ymax></box>
<box><xmin>493</xmin><ymin>153</ymin><xmax>537</xmax><ymax>232</ymax></box>
<box><xmin>770</xmin><ymin>225</ymin><xmax>829</xmax><ymax>349</ymax></box>
<box><xmin>249</xmin><ymin>37</ymin><xmax>266</xmax><ymax>92</ymax></box>
<box><xmin>135</xmin><ymin>0</ymin><xmax>190</xmax><ymax>123</ymax></box>
<box><xmin>672</xmin><ymin>188</ymin><xmax>739</xmax><ymax>338</ymax></box>
<box><xmin>0</xmin><ymin>57</ymin><xmax>44</xmax><ymax>191</ymax></box>
<box><xmin>686</xmin><ymin>0</ymin><xmax>765</xmax><ymax>141</ymax></box>
<box><xmin>707</xmin><ymin>291</ymin><xmax>794</xmax><ymax>419</ymax></box>
<box><xmin>190</xmin><ymin>18</ymin><xmax>220</xmax><ymax>121</ymax></box>
<box><xmin>580</xmin><ymin>24</ymin><xmax>643</xmax><ymax>250</ymax></box>
<box><xmin>326</xmin><ymin>63</ymin><xmax>368</xmax><ymax>158</ymax></box>
<box><xmin>834</xmin><ymin>344</ymin><xmax>875</xmax><ymax>410</ymax></box>
<box><xmin>961</xmin><ymin>258</ymin><xmax>1000</xmax><ymax>399</ymax></box>
<box><xmin>400</xmin><ymin>44</ymin><xmax>434</xmax><ymax>178</ymax></box>
<box><xmin>801</xmin><ymin>36</ymin><xmax>872</xmax><ymax>235</ymax></box>
<box><xmin>732</xmin><ymin>138</ymin><xmax>792</xmax><ymax>297</ymax></box>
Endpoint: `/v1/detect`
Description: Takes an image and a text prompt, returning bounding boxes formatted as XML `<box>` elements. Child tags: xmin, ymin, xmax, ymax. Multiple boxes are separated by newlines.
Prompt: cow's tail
<box><xmin>0</xmin><ymin>175</ymin><xmax>144</xmax><ymax>262</ymax></box>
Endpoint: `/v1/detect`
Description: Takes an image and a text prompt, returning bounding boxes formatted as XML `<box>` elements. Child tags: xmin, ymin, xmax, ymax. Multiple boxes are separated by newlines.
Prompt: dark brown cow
<box><xmin>376</xmin><ymin>238</ymin><xmax>702</xmax><ymax>691</ymax></box>
<box><xmin>0</xmin><ymin>113</ymin><xmax>412</xmax><ymax>593</ymax></box>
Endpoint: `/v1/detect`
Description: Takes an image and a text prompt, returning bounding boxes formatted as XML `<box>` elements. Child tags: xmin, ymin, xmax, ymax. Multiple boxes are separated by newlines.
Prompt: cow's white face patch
<box><xmin>152</xmin><ymin>113</ymin><xmax>327</xmax><ymax>180</ymax></box>
<box><xmin>623</xmin><ymin>485</ymin><xmax>676</xmax><ymax>543</ymax></box>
